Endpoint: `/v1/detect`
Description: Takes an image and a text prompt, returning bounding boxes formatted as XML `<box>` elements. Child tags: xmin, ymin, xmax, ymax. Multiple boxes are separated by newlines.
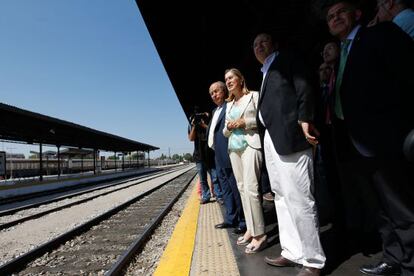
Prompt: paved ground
<box><xmin>225</xmin><ymin>201</ymin><xmax>382</xmax><ymax>276</ymax></box>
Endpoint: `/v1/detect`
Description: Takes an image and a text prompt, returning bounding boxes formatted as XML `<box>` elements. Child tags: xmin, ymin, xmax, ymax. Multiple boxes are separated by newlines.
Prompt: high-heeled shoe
<box><xmin>236</xmin><ymin>236</ymin><xmax>252</xmax><ymax>246</ymax></box>
<box><xmin>245</xmin><ymin>238</ymin><xmax>268</xmax><ymax>254</ymax></box>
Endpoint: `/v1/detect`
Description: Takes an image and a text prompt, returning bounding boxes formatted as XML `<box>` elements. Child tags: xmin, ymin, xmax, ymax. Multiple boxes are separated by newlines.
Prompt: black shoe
<box><xmin>214</xmin><ymin>222</ymin><xmax>233</xmax><ymax>229</ymax></box>
<box><xmin>360</xmin><ymin>262</ymin><xmax>401</xmax><ymax>275</ymax></box>
<box><xmin>216</xmin><ymin>198</ymin><xmax>224</xmax><ymax>205</ymax></box>
<box><xmin>200</xmin><ymin>198</ymin><xmax>210</xmax><ymax>204</ymax></box>
<box><xmin>232</xmin><ymin>226</ymin><xmax>247</xmax><ymax>235</ymax></box>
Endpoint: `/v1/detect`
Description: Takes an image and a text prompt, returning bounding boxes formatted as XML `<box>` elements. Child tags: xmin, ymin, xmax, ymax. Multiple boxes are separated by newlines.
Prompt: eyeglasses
<box><xmin>253</xmin><ymin>39</ymin><xmax>271</xmax><ymax>49</ymax></box>
<box><xmin>326</xmin><ymin>7</ymin><xmax>352</xmax><ymax>22</ymax></box>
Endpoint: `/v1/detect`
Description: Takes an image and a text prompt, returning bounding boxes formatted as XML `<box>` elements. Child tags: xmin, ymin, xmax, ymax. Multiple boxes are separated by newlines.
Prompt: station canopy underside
<box><xmin>135</xmin><ymin>0</ymin><xmax>375</xmax><ymax>119</ymax></box>
<box><xmin>0</xmin><ymin>103</ymin><xmax>158</xmax><ymax>152</ymax></box>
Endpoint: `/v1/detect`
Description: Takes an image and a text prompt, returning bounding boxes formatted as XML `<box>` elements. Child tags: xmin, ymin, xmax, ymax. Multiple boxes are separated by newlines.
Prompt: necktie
<box><xmin>334</xmin><ymin>39</ymin><xmax>351</xmax><ymax>120</ymax></box>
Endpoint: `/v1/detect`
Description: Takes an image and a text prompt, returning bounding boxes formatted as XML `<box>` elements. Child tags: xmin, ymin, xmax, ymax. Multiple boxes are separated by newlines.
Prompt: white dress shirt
<box><xmin>208</xmin><ymin>105</ymin><xmax>223</xmax><ymax>149</ymax></box>
<box><xmin>259</xmin><ymin>52</ymin><xmax>278</xmax><ymax>126</ymax></box>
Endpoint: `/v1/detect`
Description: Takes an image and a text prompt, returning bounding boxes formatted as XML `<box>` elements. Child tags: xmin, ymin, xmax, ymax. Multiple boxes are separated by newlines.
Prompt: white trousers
<box><xmin>264</xmin><ymin>131</ymin><xmax>326</xmax><ymax>269</ymax></box>
<box><xmin>229</xmin><ymin>146</ymin><xmax>265</xmax><ymax>236</ymax></box>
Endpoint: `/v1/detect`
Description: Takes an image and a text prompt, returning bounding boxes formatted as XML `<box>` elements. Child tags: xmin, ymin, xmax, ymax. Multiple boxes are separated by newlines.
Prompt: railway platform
<box><xmin>0</xmin><ymin>165</ymin><xmax>177</xmax><ymax>201</ymax></box>
<box><xmin>155</xmin><ymin>183</ymin><xmax>383</xmax><ymax>276</ymax></box>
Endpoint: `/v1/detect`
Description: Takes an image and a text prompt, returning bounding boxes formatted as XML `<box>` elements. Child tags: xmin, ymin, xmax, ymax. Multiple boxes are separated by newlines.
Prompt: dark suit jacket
<box><xmin>208</xmin><ymin>103</ymin><xmax>232</xmax><ymax>169</ymax></box>
<box><xmin>257</xmin><ymin>51</ymin><xmax>315</xmax><ymax>155</ymax></box>
<box><xmin>340</xmin><ymin>22</ymin><xmax>414</xmax><ymax>158</ymax></box>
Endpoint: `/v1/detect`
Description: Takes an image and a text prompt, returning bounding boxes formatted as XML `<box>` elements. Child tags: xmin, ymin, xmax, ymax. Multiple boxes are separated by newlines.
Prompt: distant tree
<box><xmin>172</xmin><ymin>154</ymin><xmax>180</xmax><ymax>161</ymax></box>
<box><xmin>183</xmin><ymin>153</ymin><xmax>193</xmax><ymax>162</ymax></box>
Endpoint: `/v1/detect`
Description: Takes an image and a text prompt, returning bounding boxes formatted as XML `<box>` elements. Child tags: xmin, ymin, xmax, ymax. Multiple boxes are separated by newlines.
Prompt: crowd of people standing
<box><xmin>188</xmin><ymin>1</ymin><xmax>414</xmax><ymax>275</ymax></box>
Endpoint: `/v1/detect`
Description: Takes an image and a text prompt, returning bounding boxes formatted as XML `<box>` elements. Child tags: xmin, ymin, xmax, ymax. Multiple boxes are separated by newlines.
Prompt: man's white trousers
<box><xmin>264</xmin><ymin>131</ymin><xmax>326</xmax><ymax>269</ymax></box>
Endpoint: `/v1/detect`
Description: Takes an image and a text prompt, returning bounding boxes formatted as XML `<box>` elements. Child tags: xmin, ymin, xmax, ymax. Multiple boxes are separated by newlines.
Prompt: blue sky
<box><xmin>0</xmin><ymin>0</ymin><xmax>193</xmax><ymax>158</ymax></box>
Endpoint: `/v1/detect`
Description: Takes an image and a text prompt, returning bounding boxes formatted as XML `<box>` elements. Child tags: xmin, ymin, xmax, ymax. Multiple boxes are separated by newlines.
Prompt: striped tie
<box><xmin>334</xmin><ymin>39</ymin><xmax>351</xmax><ymax>120</ymax></box>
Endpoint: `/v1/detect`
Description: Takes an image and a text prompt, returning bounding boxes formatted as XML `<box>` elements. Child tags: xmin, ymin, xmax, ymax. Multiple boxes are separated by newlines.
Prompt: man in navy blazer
<box><xmin>326</xmin><ymin>1</ymin><xmax>414</xmax><ymax>275</ymax></box>
<box><xmin>207</xmin><ymin>81</ymin><xmax>246</xmax><ymax>233</ymax></box>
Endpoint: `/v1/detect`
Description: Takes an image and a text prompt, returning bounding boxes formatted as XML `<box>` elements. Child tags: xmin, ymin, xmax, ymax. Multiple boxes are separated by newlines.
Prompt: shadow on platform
<box><xmin>222</xmin><ymin>200</ymin><xmax>383</xmax><ymax>276</ymax></box>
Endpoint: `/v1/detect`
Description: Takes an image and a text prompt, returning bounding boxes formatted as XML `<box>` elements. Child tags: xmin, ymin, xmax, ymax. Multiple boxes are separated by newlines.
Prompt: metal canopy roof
<box><xmin>135</xmin><ymin>0</ymin><xmax>375</xmax><ymax>119</ymax></box>
<box><xmin>0</xmin><ymin>103</ymin><xmax>158</xmax><ymax>152</ymax></box>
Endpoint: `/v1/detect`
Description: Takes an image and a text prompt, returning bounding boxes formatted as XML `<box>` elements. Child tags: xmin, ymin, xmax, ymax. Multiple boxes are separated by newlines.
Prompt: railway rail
<box><xmin>0</xmin><ymin>167</ymin><xmax>176</xmax><ymax>206</ymax></box>
<box><xmin>0</xmin><ymin>166</ymin><xmax>196</xmax><ymax>275</ymax></box>
<box><xmin>0</xmin><ymin>166</ymin><xmax>185</xmax><ymax>230</ymax></box>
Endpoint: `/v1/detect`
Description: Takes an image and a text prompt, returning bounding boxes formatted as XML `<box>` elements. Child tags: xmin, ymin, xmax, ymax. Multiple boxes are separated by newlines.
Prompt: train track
<box><xmin>0</xmin><ymin>168</ymin><xmax>164</xmax><ymax>206</ymax></box>
<box><xmin>0</xmin><ymin>167</ymin><xmax>196</xmax><ymax>275</ymax></box>
<box><xmin>0</xmin><ymin>167</ymin><xmax>185</xmax><ymax>230</ymax></box>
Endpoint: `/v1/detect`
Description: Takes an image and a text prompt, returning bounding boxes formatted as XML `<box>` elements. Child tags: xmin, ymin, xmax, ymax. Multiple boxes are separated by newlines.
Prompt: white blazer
<box><xmin>223</xmin><ymin>91</ymin><xmax>261</xmax><ymax>150</ymax></box>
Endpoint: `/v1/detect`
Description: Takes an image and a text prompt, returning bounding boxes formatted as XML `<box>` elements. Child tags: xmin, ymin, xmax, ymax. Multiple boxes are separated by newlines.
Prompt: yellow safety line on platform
<box><xmin>153</xmin><ymin>181</ymin><xmax>200</xmax><ymax>276</ymax></box>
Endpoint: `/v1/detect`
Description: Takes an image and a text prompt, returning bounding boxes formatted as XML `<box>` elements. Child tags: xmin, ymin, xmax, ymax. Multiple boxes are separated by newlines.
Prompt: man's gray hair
<box><xmin>214</xmin><ymin>81</ymin><xmax>228</xmax><ymax>96</ymax></box>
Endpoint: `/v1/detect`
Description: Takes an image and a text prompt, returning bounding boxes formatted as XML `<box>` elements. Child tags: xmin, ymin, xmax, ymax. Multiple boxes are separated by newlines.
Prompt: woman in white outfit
<box><xmin>223</xmin><ymin>68</ymin><xmax>267</xmax><ymax>254</ymax></box>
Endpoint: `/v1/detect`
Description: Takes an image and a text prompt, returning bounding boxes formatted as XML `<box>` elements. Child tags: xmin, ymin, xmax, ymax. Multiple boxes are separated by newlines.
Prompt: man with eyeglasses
<box><xmin>371</xmin><ymin>0</ymin><xmax>414</xmax><ymax>39</ymax></box>
<box><xmin>325</xmin><ymin>0</ymin><xmax>414</xmax><ymax>275</ymax></box>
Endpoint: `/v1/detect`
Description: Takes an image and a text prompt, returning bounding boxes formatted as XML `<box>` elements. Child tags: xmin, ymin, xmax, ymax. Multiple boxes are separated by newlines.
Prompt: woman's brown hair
<box><xmin>224</xmin><ymin>68</ymin><xmax>250</xmax><ymax>102</ymax></box>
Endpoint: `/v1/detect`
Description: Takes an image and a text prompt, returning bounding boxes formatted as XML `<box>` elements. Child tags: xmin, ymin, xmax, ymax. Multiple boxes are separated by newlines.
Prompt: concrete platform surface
<box><xmin>155</xmin><ymin>184</ymin><xmax>383</xmax><ymax>276</ymax></box>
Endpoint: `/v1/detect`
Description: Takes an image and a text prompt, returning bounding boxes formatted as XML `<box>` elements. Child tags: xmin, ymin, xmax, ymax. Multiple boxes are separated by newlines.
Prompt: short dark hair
<box><xmin>323</xmin><ymin>38</ymin><xmax>340</xmax><ymax>49</ymax></box>
<box><xmin>252</xmin><ymin>33</ymin><xmax>276</xmax><ymax>47</ymax></box>
<box><xmin>322</xmin><ymin>0</ymin><xmax>359</xmax><ymax>17</ymax></box>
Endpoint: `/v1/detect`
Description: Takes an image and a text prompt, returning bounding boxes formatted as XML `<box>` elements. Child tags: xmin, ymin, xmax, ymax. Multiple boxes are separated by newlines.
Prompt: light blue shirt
<box><xmin>344</xmin><ymin>25</ymin><xmax>361</xmax><ymax>53</ymax></box>
<box><xmin>228</xmin><ymin>105</ymin><xmax>247</xmax><ymax>152</ymax></box>
<box><xmin>259</xmin><ymin>52</ymin><xmax>279</xmax><ymax>127</ymax></box>
<box><xmin>393</xmin><ymin>8</ymin><xmax>414</xmax><ymax>39</ymax></box>
<box><xmin>260</xmin><ymin>52</ymin><xmax>277</xmax><ymax>79</ymax></box>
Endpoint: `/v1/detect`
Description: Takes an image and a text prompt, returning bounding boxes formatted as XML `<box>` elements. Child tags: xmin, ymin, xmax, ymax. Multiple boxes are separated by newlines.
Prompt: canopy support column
<box><xmin>39</xmin><ymin>143</ymin><xmax>43</xmax><ymax>181</ymax></box>
<box><xmin>136</xmin><ymin>151</ymin><xmax>139</xmax><ymax>168</ymax></box>
<box><xmin>81</xmin><ymin>151</ymin><xmax>84</xmax><ymax>173</ymax></box>
<box><xmin>57</xmin><ymin>146</ymin><xmax>61</xmax><ymax>177</ymax></box>
<box><xmin>93</xmin><ymin>149</ymin><xmax>97</xmax><ymax>175</ymax></box>
<box><xmin>114</xmin><ymin>152</ymin><xmax>117</xmax><ymax>171</ymax></box>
